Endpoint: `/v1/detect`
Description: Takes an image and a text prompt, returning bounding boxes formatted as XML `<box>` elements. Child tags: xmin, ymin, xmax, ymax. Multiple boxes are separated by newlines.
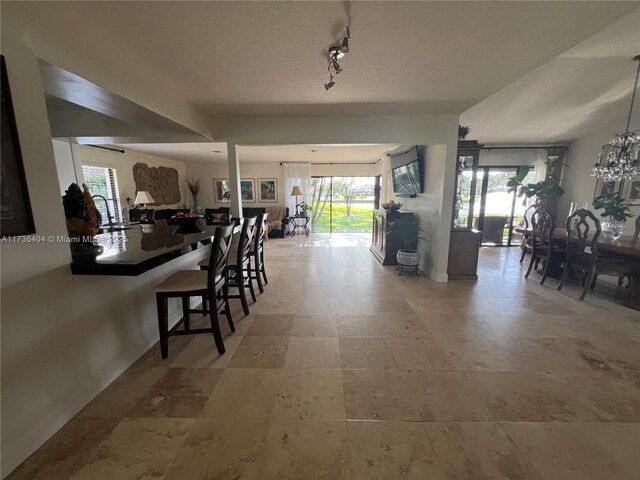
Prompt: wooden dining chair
<box><xmin>154</xmin><ymin>224</ymin><xmax>235</xmax><ymax>358</ymax></box>
<box><xmin>517</xmin><ymin>203</ymin><xmax>539</xmax><ymax>263</ymax></box>
<box><xmin>635</xmin><ymin>214</ymin><xmax>640</xmax><ymax>238</ymax></box>
<box><xmin>206</xmin><ymin>207</ymin><xmax>231</xmax><ymax>225</ymax></box>
<box><xmin>557</xmin><ymin>209</ymin><xmax>636</xmax><ymax>301</ymax></box>
<box><xmin>524</xmin><ymin>205</ymin><xmax>560</xmax><ymax>285</ymax></box>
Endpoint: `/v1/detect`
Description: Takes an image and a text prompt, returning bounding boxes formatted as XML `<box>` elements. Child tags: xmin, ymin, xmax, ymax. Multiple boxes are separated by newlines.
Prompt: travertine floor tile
<box><xmin>70</xmin><ymin>418</ymin><xmax>194</xmax><ymax>480</ymax></box>
<box><xmin>348</xmin><ymin>421</ymin><xmax>446</xmax><ymax>480</ymax></box>
<box><xmin>425</xmin><ymin>422</ymin><xmax>544</xmax><ymax>480</ymax></box>
<box><xmin>244</xmin><ymin>314</ymin><xmax>295</xmax><ymax>336</ymax></box>
<box><xmin>290</xmin><ymin>314</ymin><xmax>338</xmax><ymax>336</ymax></box>
<box><xmin>227</xmin><ymin>336</ymin><xmax>289</xmax><ymax>368</ymax></box>
<box><xmin>259</xmin><ymin>420</ymin><xmax>350</xmax><ymax>480</ymax></box>
<box><xmin>169</xmin><ymin>333</ymin><xmax>243</xmax><ymax>368</ymax></box>
<box><xmin>163</xmin><ymin>418</ymin><xmax>270</xmax><ymax>480</ymax></box>
<box><xmin>504</xmin><ymin>422</ymin><xmax>638</xmax><ymax>480</ymax></box>
<box><xmin>272</xmin><ymin>369</ymin><xmax>346</xmax><ymax>420</ymax></box>
<box><xmin>337</xmin><ymin>313</ymin><xmax>430</xmax><ymax>337</ymax></box>
<box><xmin>285</xmin><ymin>337</ymin><xmax>341</xmax><ymax>368</ymax></box>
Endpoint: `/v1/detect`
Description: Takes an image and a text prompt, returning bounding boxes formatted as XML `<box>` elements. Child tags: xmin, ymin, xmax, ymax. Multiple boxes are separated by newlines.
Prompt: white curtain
<box><xmin>533</xmin><ymin>149</ymin><xmax>547</xmax><ymax>183</ymax></box>
<box><xmin>380</xmin><ymin>154</ymin><xmax>392</xmax><ymax>204</ymax></box>
<box><xmin>283</xmin><ymin>163</ymin><xmax>312</xmax><ymax>219</ymax></box>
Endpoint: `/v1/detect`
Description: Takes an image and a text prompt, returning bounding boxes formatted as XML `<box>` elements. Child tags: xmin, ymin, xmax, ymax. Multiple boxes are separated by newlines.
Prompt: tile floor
<box><xmin>8</xmin><ymin>234</ymin><xmax>640</xmax><ymax>480</ymax></box>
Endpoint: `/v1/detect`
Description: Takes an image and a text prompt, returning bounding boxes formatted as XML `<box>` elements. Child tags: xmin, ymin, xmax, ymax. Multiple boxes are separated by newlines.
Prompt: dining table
<box><xmin>551</xmin><ymin>228</ymin><xmax>640</xmax><ymax>310</ymax></box>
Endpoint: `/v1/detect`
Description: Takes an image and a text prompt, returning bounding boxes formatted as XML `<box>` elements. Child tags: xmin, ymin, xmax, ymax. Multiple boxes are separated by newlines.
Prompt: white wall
<box><xmin>1</xmin><ymin>32</ymin><xmax>207</xmax><ymax>478</ymax></box>
<box><xmin>53</xmin><ymin>140</ymin><xmax>189</xmax><ymax>210</ymax></box>
<box><xmin>560</xmin><ymin>122</ymin><xmax>640</xmax><ymax>231</ymax></box>
<box><xmin>478</xmin><ymin>148</ymin><xmax>547</xmax><ymax>167</ymax></box>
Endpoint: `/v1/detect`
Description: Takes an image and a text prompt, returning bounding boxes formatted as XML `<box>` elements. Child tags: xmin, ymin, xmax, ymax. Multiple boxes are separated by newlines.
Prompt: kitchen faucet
<box><xmin>91</xmin><ymin>195</ymin><xmax>114</xmax><ymax>227</ymax></box>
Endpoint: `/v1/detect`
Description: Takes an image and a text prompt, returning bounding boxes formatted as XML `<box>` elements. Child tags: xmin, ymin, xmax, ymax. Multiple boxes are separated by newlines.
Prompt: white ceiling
<box><xmin>6</xmin><ymin>1</ymin><xmax>638</xmax><ymax>119</ymax></box>
<box><xmin>460</xmin><ymin>10</ymin><xmax>640</xmax><ymax>143</ymax></box>
<box><xmin>115</xmin><ymin>142</ymin><xmax>397</xmax><ymax>164</ymax></box>
<box><xmin>5</xmin><ymin>1</ymin><xmax>639</xmax><ymax>150</ymax></box>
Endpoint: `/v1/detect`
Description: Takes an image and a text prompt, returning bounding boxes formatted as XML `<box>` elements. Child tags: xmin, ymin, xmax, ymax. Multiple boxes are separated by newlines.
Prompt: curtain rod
<box><xmin>280</xmin><ymin>160</ymin><xmax>381</xmax><ymax>165</ymax></box>
<box><xmin>88</xmin><ymin>144</ymin><xmax>126</xmax><ymax>154</ymax></box>
<box><xmin>481</xmin><ymin>145</ymin><xmax>566</xmax><ymax>151</ymax></box>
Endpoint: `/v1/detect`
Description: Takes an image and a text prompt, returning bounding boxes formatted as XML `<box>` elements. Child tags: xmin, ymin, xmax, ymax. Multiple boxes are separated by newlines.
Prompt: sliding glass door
<box><xmin>476</xmin><ymin>167</ymin><xmax>535</xmax><ymax>246</ymax></box>
<box><xmin>310</xmin><ymin>176</ymin><xmax>377</xmax><ymax>233</ymax></box>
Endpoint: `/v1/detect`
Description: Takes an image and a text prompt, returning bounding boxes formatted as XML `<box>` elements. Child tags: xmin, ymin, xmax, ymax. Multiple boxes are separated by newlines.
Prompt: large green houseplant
<box><xmin>506</xmin><ymin>165</ymin><xmax>564</xmax><ymax>218</ymax></box>
<box><xmin>387</xmin><ymin>216</ymin><xmax>420</xmax><ymax>274</ymax></box>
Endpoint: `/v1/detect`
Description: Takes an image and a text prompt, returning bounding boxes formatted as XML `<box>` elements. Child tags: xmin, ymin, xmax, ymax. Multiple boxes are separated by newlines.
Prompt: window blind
<box><xmin>81</xmin><ymin>165</ymin><xmax>121</xmax><ymax>224</ymax></box>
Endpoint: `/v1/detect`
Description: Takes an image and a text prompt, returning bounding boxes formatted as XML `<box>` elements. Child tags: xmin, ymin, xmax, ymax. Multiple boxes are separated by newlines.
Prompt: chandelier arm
<box><xmin>625</xmin><ymin>56</ymin><xmax>640</xmax><ymax>132</ymax></box>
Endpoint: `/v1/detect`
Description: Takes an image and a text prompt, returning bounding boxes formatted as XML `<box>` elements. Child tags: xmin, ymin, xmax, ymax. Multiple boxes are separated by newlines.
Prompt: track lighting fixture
<box><xmin>323</xmin><ymin>26</ymin><xmax>350</xmax><ymax>90</ymax></box>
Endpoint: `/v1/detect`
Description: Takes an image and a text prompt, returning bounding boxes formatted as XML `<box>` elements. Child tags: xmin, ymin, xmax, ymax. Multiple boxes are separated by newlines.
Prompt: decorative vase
<box><xmin>602</xmin><ymin>219</ymin><xmax>625</xmax><ymax>239</ymax></box>
<box><xmin>397</xmin><ymin>249</ymin><xmax>419</xmax><ymax>266</ymax></box>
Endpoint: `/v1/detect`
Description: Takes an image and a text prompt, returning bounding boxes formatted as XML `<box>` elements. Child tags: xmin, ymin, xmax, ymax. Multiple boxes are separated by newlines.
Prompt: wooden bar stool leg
<box><xmin>221</xmin><ymin>283</ymin><xmax>235</xmax><ymax>332</ymax></box>
<box><xmin>201</xmin><ymin>295</ymin><xmax>207</xmax><ymax>317</ymax></box>
<box><xmin>156</xmin><ymin>293</ymin><xmax>169</xmax><ymax>359</ymax></box>
<box><xmin>182</xmin><ymin>296</ymin><xmax>190</xmax><ymax>332</ymax></box>
<box><xmin>248</xmin><ymin>269</ymin><xmax>257</xmax><ymax>302</ymax></box>
<box><xmin>238</xmin><ymin>270</ymin><xmax>250</xmax><ymax>315</ymax></box>
<box><xmin>208</xmin><ymin>300</ymin><xmax>226</xmax><ymax>356</ymax></box>
<box><xmin>255</xmin><ymin>255</ymin><xmax>264</xmax><ymax>294</ymax></box>
<box><xmin>261</xmin><ymin>251</ymin><xmax>268</xmax><ymax>284</ymax></box>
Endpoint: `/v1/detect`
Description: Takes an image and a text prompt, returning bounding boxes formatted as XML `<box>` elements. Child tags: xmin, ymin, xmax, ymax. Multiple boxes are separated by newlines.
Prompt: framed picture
<box><xmin>240</xmin><ymin>178</ymin><xmax>256</xmax><ymax>203</ymax></box>
<box><xmin>258</xmin><ymin>178</ymin><xmax>278</xmax><ymax>203</ymax></box>
<box><xmin>213</xmin><ymin>178</ymin><xmax>231</xmax><ymax>203</ymax></box>
<box><xmin>1</xmin><ymin>55</ymin><xmax>35</xmax><ymax>237</ymax></box>
<box><xmin>622</xmin><ymin>177</ymin><xmax>640</xmax><ymax>205</ymax></box>
<box><xmin>593</xmin><ymin>177</ymin><xmax>621</xmax><ymax>201</ymax></box>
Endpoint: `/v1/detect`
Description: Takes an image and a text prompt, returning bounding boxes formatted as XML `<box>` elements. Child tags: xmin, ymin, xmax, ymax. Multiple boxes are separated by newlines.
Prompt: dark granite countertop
<box><xmin>70</xmin><ymin>220</ymin><xmax>233</xmax><ymax>276</ymax></box>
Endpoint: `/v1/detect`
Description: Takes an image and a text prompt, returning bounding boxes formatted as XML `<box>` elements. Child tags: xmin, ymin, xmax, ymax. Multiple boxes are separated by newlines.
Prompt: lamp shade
<box><xmin>134</xmin><ymin>191</ymin><xmax>155</xmax><ymax>205</ymax></box>
<box><xmin>290</xmin><ymin>186</ymin><xmax>303</xmax><ymax>196</ymax></box>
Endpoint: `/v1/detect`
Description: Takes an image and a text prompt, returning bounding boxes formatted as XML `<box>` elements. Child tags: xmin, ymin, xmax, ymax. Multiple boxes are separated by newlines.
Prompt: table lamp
<box><xmin>134</xmin><ymin>191</ymin><xmax>155</xmax><ymax>209</ymax></box>
<box><xmin>290</xmin><ymin>186</ymin><xmax>303</xmax><ymax>215</ymax></box>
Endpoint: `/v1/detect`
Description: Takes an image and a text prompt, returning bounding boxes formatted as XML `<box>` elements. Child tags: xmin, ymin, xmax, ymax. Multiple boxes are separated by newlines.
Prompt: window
<box><xmin>82</xmin><ymin>165</ymin><xmax>121</xmax><ymax>224</ymax></box>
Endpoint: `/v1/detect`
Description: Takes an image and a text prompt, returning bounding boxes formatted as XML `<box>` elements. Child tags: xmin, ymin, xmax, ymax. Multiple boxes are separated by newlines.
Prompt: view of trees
<box><xmin>310</xmin><ymin>176</ymin><xmax>375</xmax><ymax>232</ymax></box>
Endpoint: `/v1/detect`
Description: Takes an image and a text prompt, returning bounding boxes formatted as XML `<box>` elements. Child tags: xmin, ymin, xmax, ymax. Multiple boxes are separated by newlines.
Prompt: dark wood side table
<box><xmin>289</xmin><ymin>215</ymin><xmax>310</xmax><ymax>237</ymax></box>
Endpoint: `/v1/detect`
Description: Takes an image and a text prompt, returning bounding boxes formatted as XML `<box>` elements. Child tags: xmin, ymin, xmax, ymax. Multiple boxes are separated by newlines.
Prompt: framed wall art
<box><xmin>213</xmin><ymin>178</ymin><xmax>231</xmax><ymax>203</ymax></box>
<box><xmin>258</xmin><ymin>178</ymin><xmax>278</xmax><ymax>203</ymax></box>
<box><xmin>240</xmin><ymin>178</ymin><xmax>256</xmax><ymax>203</ymax></box>
<box><xmin>593</xmin><ymin>177</ymin><xmax>621</xmax><ymax>201</ymax></box>
<box><xmin>1</xmin><ymin>55</ymin><xmax>35</xmax><ymax>237</ymax></box>
<box><xmin>622</xmin><ymin>177</ymin><xmax>640</xmax><ymax>205</ymax></box>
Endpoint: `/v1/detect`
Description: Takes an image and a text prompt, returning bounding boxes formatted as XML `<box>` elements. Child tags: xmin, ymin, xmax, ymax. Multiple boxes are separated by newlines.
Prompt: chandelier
<box><xmin>592</xmin><ymin>55</ymin><xmax>640</xmax><ymax>181</ymax></box>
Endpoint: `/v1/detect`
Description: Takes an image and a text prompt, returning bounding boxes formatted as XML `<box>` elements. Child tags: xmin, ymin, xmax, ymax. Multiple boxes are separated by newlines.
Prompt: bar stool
<box><xmin>251</xmin><ymin>212</ymin><xmax>269</xmax><ymax>293</ymax></box>
<box><xmin>154</xmin><ymin>224</ymin><xmax>235</xmax><ymax>358</ymax></box>
<box><xmin>200</xmin><ymin>216</ymin><xmax>257</xmax><ymax>314</ymax></box>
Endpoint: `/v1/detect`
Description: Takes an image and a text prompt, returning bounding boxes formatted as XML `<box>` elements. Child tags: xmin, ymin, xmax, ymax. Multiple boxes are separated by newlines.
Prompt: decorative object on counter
<box><xmin>1</xmin><ymin>55</ymin><xmax>35</xmax><ymax>237</ymax></box>
<box><xmin>214</xmin><ymin>178</ymin><xmax>231</xmax><ymax>203</ymax></box>
<box><xmin>132</xmin><ymin>163</ymin><xmax>180</xmax><ymax>204</ymax></box>
<box><xmin>593</xmin><ymin>191</ymin><xmax>633</xmax><ymax>239</ymax></box>
<box><xmin>458</xmin><ymin>124</ymin><xmax>471</xmax><ymax>140</ymax></box>
<box><xmin>386</xmin><ymin>215</ymin><xmax>420</xmax><ymax>275</ymax></box>
<box><xmin>258</xmin><ymin>178</ymin><xmax>278</xmax><ymax>202</ymax></box>
<box><xmin>241</xmin><ymin>178</ymin><xmax>256</xmax><ymax>203</ymax></box>
<box><xmin>62</xmin><ymin>183</ymin><xmax>103</xmax><ymax>256</ymax></box>
<box><xmin>170</xmin><ymin>211</ymin><xmax>205</xmax><ymax>234</ymax></box>
<box><xmin>183</xmin><ymin>176</ymin><xmax>201</xmax><ymax>211</ymax></box>
<box><xmin>134</xmin><ymin>190</ymin><xmax>155</xmax><ymax>209</ymax></box>
<box><xmin>381</xmin><ymin>200</ymin><xmax>403</xmax><ymax>220</ymax></box>
<box><xmin>592</xmin><ymin>55</ymin><xmax>640</xmax><ymax>182</ymax></box>
<box><xmin>290</xmin><ymin>186</ymin><xmax>303</xmax><ymax>215</ymax></box>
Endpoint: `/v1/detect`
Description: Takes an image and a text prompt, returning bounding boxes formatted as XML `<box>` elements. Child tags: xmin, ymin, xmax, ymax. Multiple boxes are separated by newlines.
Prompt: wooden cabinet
<box><xmin>447</xmin><ymin>229</ymin><xmax>482</xmax><ymax>279</ymax></box>
<box><xmin>448</xmin><ymin>140</ymin><xmax>484</xmax><ymax>279</ymax></box>
<box><xmin>370</xmin><ymin>209</ymin><xmax>414</xmax><ymax>265</ymax></box>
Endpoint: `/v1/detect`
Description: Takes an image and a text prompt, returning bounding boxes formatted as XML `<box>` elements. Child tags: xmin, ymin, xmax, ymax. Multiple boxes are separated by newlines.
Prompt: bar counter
<box><xmin>70</xmin><ymin>221</ymin><xmax>227</xmax><ymax>276</ymax></box>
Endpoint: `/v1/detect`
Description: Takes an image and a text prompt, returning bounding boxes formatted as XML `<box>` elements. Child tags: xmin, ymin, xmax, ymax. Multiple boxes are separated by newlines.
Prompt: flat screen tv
<box><xmin>390</xmin><ymin>146</ymin><xmax>423</xmax><ymax>197</ymax></box>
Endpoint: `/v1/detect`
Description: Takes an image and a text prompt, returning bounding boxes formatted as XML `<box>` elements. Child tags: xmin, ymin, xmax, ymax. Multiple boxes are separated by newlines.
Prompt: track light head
<box><xmin>332</xmin><ymin>60</ymin><xmax>342</xmax><ymax>74</ymax></box>
<box><xmin>324</xmin><ymin>81</ymin><xmax>335</xmax><ymax>91</ymax></box>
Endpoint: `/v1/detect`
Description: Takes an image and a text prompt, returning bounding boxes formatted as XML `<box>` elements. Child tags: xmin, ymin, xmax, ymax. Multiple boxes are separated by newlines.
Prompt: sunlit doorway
<box><xmin>310</xmin><ymin>176</ymin><xmax>377</xmax><ymax>233</ymax></box>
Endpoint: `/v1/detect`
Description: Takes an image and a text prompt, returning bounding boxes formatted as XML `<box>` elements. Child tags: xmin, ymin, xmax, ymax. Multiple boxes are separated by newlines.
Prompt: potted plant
<box><xmin>387</xmin><ymin>216</ymin><xmax>420</xmax><ymax>274</ymax></box>
<box><xmin>381</xmin><ymin>200</ymin><xmax>403</xmax><ymax>220</ymax></box>
<box><xmin>299</xmin><ymin>202</ymin><xmax>311</xmax><ymax>217</ymax></box>
<box><xmin>592</xmin><ymin>192</ymin><xmax>633</xmax><ymax>239</ymax></box>
<box><xmin>183</xmin><ymin>177</ymin><xmax>201</xmax><ymax>212</ymax></box>
<box><xmin>507</xmin><ymin>165</ymin><xmax>564</xmax><ymax>219</ymax></box>
<box><xmin>458</xmin><ymin>124</ymin><xmax>471</xmax><ymax>140</ymax></box>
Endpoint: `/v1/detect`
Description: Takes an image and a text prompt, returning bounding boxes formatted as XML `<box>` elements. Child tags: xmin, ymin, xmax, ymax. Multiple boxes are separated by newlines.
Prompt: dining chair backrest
<box><xmin>565</xmin><ymin>208</ymin><xmax>601</xmax><ymax>256</ymax></box>
<box><xmin>522</xmin><ymin>203</ymin><xmax>540</xmax><ymax>230</ymax></box>
<box><xmin>130</xmin><ymin>209</ymin><xmax>155</xmax><ymax>224</ymax></box>
<box><xmin>236</xmin><ymin>216</ymin><xmax>257</xmax><ymax>268</ymax></box>
<box><xmin>206</xmin><ymin>223</ymin><xmax>235</xmax><ymax>291</ymax></box>
<box><xmin>530</xmin><ymin>205</ymin><xmax>554</xmax><ymax>248</ymax></box>
<box><xmin>634</xmin><ymin>214</ymin><xmax>640</xmax><ymax>238</ymax></box>
<box><xmin>206</xmin><ymin>207</ymin><xmax>231</xmax><ymax>225</ymax></box>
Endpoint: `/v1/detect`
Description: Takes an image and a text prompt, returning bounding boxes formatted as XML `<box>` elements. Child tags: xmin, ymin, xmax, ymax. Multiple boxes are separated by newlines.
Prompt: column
<box><xmin>227</xmin><ymin>142</ymin><xmax>243</xmax><ymax>218</ymax></box>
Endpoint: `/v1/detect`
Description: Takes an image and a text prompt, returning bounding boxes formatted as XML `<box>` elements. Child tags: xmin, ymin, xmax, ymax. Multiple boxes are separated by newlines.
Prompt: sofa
<box><xmin>243</xmin><ymin>206</ymin><xmax>290</xmax><ymax>238</ymax></box>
